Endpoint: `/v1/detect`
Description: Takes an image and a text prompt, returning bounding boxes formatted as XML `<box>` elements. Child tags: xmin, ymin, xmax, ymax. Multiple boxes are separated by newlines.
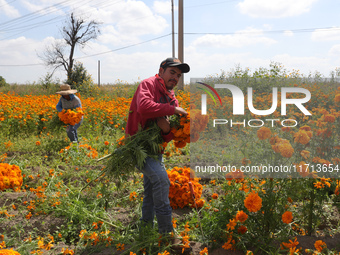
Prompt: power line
<box><xmin>184</xmin><ymin>26</ymin><xmax>340</xmax><ymax>35</ymax></box>
<box><xmin>0</xmin><ymin>0</ymin><xmax>17</xmax><ymax>8</ymax></box>
<box><xmin>0</xmin><ymin>0</ymin><xmax>125</xmax><ymax>40</ymax></box>
<box><xmin>0</xmin><ymin>63</ymin><xmax>44</xmax><ymax>67</ymax></box>
<box><xmin>76</xmin><ymin>33</ymin><xmax>172</xmax><ymax>59</ymax></box>
<box><xmin>0</xmin><ymin>33</ymin><xmax>172</xmax><ymax>66</ymax></box>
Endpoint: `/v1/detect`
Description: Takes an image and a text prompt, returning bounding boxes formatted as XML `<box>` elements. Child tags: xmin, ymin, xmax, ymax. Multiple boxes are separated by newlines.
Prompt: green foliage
<box><xmin>104</xmin><ymin>122</ymin><xmax>164</xmax><ymax>187</ymax></box>
<box><xmin>66</xmin><ymin>61</ymin><xmax>97</xmax><ymax>96</ymax></box>
<box><xmin>38</xmin><ymin>72</ymin><xmax>60</xmax><ymax>93</ymax></box>
<box><xmin>0</xmin><ymin>76</ymin><xmax>8</xmax><ymax>87</ymax></box>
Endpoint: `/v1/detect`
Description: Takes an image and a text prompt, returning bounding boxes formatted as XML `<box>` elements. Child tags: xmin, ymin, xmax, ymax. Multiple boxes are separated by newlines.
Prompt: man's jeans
<box><xmin>140</xmin><ymin>155</ymin><xmax>173</xmax><ymax>234</ymax></box>
<box><xmin>66</xmin><ymin>118</ymin><xmax>82</xmax><ymax>142</ymax></box>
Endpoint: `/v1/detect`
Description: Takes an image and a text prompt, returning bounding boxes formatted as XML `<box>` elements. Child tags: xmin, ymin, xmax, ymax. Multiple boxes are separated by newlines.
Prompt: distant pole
<box><xmin>178</xmin><ymin>0</ymin><xmax>184</xmax><ymax>90</ymax></box>
<box><xmin>98</xmin><ymin>60</ymin><xmax>100</xmax><ymax>87</ymax></box>
<box><xmin>171</xmin><ymin>0</ymin><xmax>175</xmax><ymax>58</ymax></box>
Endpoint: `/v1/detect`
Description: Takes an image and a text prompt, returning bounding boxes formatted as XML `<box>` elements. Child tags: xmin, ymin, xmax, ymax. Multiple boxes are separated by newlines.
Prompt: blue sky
<box><xmin>1</xmin><ymin>0</ymin><xmax>340</xmax><ymax>84</ymax></box>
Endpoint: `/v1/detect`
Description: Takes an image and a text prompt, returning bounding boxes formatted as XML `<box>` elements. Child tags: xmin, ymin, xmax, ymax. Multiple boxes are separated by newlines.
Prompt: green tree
<box><xmin>0</xmin><ymin>76</ymin><xmax>7</xmax><ymax>87</ymax></box>
<box><xmin>68</xmin><ymin>61</ymin><xmax>97</xmax><ymax>95</ymax></box>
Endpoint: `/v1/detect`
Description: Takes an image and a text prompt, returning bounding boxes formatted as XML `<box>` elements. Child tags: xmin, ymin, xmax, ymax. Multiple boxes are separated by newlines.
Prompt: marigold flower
<box><xmin>237</xmin><ymin>225</ymin><xmax>247</xmax><ymax>234</ymax></box>
<box><xmin>281</xmin><ymin>237</ymin><xmax>299</xmax><ymax>249</ymax></box>
<box><xmin>257</xmin><ymin>126</ymin><xmax>272</xmax><ymax>140</ymax></box>
<box><xmin>273</xmin><ymin>139</ymin><xmax>294</xmax><ymax>158</ymax></box>
<box><xmin>58</xmin><ymin>108</ymin><xmax>84</xmax><ymax>126</ymax></box>
<box><xmin>0</xmin><ymin>249</ymin><xmax>21</xmax><ymax>255</ymax></box>
<box><xmin>0</xmin><ymin>163</ymin><xmax>23</xmax><ymax>191</ymax></box>
<box><xmin>199</xmin><ymin>247</ymin><xmax>208</xmax><ymax>255</ymax></box>
<box><xmin>300</xmin><ymin>150</ymin><xmax>310</xmax><ymax>159</ymax></box>
<box><xmin>35</xmin><ymin>141</ymin><xmax>41</xmax><ymax>146</ymax></box>
<box><xmin>226</xmin><ymin>218</ymin><xmax>237</xmax><ymax>231</ymax></box>
<box><xmin>211</xmin><ymin>193</ymin><xmax>218</xmax><ymax>199</ymax></box>
<box><xmin>235</xmin><ymin>210</ymin><xmax>248</xmax><ymax>223</ymax></box>
<box><xmin>294</xmin><ymin>130</ymin><xmax>310</xmax><ymax>145</ymax></box>
<box><xmin>282</xmin><ymin>211</ymin><xmax>293</xmax><ymax>224</ymax></box>
<box><xmin>244</xmin><ymin>191</ymin><xmax>262</xmax><ymax>213</ymax></box>
<box><xmin>324</xmin><ymin>114</ymin><xmax>336</xmax><ymax>123</ymax></box>
<box><xmin>314</xmin><ymin>240</ymin><xmax>327</xmax><ymax>252</ymax></box>
<box><xmin>167</xmin><ymin>166</ymin><xmax>203</xmax><ymax>209</ymax></box>
<box><xmin>334</xmin><ymin>94</ymin><xmax>340</xmax><ymax>103</ymax></box>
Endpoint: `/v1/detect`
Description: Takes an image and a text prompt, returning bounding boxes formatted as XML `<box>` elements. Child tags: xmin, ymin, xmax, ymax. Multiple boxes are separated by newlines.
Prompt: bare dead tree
<box><xmin>40</xmin><ymin>13</ymin><xmax>101</xmax><ymax>84</ymax></box>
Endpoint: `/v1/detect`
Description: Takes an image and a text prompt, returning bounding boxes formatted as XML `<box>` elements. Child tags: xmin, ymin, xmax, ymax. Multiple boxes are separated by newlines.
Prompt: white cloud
<box><xmin>153</xmin><ymin>0</ymin><xmax>171</xmax><ymax>15</ymax></box>
<box><xmin>115</xmin><ymin>1</ymin><xmax>168</xmax><ymax>35</ymax></box>
<box><xmin>329</xmin><ymin>44</ymin><xmax>340</xmax><ymax>55</ymax></box>
<box><xmin>311</xmin><ymin>27</ymin><xmax>340</xmax><ymax>41</ymax></box>
<box><xmin>0</xmin><ymin>0</ymin><xmax>20</xmax><ymax>18</ymax></box>
<box><xmin>97</xmin><ymin>25</ymin><xmax>137</xmax><ymax>46</ymax></box>
<box><xmin>77</xmin><ymin>1</ymin><xmax>169</xmax><ymax>36</ymax></box>
<box><xmin>191</xmin><ymin>28</ymin><xmax>277</xmax><ymax>48</ymax></box>
<box><xmin>284</xmin><ymin>30</ymin><xmax>294</xmax><ymax>37</ymax></box>
<box><xmin>237</xmin><ymin>0</ymin><xmax>319</xmax><ymax>18</ymax></box>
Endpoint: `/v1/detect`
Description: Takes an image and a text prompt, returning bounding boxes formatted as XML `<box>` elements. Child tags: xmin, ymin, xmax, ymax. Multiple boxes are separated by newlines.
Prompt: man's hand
<box><xmin>157</xmin><ymin>117</ymin><xmax>171</xmax><ymax>134</ymax></box>
<box><xmin>174</xmin><ymin>107</ymin><xmax>188</xmax><ymax>116</ymax></box>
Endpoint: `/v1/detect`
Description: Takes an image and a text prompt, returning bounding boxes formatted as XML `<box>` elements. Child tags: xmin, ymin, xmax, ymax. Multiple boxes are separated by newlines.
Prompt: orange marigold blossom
<box><xmin>272</xmin><ymin>138</ymin><xmax>294</xmax><ymax>158</ymax></box>
<box><xmin>237</xmin><ymin>225</ymin><xmax>247</xmax><ymax>234</ymax></box>
<box><xmin>0</xmin><ymin>163</ymin><xmax>23</xmax><ymax>191</ymax></box>
<box><xmin>280</xmin><ymin>237</ymin><xmax>299</xmax><ymax>249</ymax></box>
<box><xmin>334</xmin><ymin>94</ymin><xmax>340</xmax><ymax>103</ymax></box>
<box><xmin>199</xmin><ymin>247</ymin><xmax>208</xmax><ymax>255</ymax></box>
<box><xmin>294</xmin><ymin>130</ymin><xmax>310</xmax><ymax>145</ymax></box>
<box><xmin>257</xmin><ymin>126</ymin><xmax>272</xmax><ymax>140</ymax></box>
<box><xmin>167</xmin><ymin>166</ymin><xmax>203</xmax><ymax>209</ymax></box>
<box><xmin>58</xmin><ymin>107</ymin><xmax>84</xmax><ymax>126</ymax></box>
<box><xmin>0</xmin><ymin>249</ymin><xmax>21</xmax><ymax>255</ymax></box>
<box><xmin>244</xmin><ymin>191</ymin><xmax>262</xmax><ymax>212</ymax></box>
<box><xmin>170</xmin><ymin>109</ymin><xmax>209</xmax><ymax>148</ymax></box>
<box><xmin>282</xmin><ymin>211</ymin><xmax>293</xmax><ymax>224</ymax></box>
<box><xmin>235</xmin><ymin>210</ymin><xmax>248</xmax><ymax>222</ymax></box>
<box><xmin>211</xmin><ymin>193</ymin><xmax>218</xmax><ymax>199</ymax></box>
<box><xmin>314</xmin><ymin>240</ymin><xmax>327</xmax><ymax>252</ymax></box>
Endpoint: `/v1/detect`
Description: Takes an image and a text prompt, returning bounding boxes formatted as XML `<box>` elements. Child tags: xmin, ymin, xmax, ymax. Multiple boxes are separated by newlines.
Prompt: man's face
<box><xmin>159</xmin><ymin>66</ymin><xmax>182</xmax><ymax>90</ymax></box>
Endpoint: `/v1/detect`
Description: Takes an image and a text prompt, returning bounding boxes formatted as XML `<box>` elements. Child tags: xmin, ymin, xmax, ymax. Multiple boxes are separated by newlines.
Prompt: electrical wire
<box><xmin>0</xmin><ymin>33</ymin><xmax>172</xmax><ymax>66</ymax></box>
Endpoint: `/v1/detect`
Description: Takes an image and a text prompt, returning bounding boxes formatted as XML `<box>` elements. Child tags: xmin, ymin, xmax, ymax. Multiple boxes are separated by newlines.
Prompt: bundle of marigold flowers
<box><xmin>167</xmin><ymin>166</ymin><xmax>204</xmax><ymax>209</ymax></box>
<box><xmin>0</xmin><ymin>163</ymin><xmax>23</xmax><ymax>191</ymax></box>
<box><xmin>0</xmin><ymin>249</ymin><xmax>21</xmax><ymax>255</ymax></box>
<box><xmin>58</xmin><ymin>107</ymin><xmax>84</xmax><ymax>126</ymax></box>
<box><xmin>169</xmin><ymin>109</ymin><xmax>209</xmax><ymax>148</ymax></box>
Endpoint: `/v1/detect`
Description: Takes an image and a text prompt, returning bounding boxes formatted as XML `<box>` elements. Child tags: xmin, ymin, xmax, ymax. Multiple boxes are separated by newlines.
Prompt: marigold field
<box><xmin>1</xmin><ymin>67</ymin><xmax>340</xmax><ymax>255</ymax></box>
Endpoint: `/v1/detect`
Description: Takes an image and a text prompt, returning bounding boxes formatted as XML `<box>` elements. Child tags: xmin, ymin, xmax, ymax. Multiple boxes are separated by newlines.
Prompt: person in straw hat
<box><xmin>56</xmin><ymin>84</ymin><xmax>83</xmax><ymax>142</ymax></box>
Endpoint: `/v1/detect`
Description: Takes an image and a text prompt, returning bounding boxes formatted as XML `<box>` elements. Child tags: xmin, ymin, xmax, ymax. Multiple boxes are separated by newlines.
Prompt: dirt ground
<box><xmin>2</xmin><ymin>192</ymin><xmax>340</xmax><ymax>255</ymax></box>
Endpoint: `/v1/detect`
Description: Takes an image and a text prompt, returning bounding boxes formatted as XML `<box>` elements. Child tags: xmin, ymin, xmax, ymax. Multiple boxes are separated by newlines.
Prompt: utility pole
<box><xmin>98</xmin><ymin>60</ymin><xmax>100</xmax><ymax>87</ymax></box>
<box><xmin>171</xmin><ymin>0</ymin><xmax>175</xmax><ymax>58</ymax></box>
<box><xmin>178</xmin><ymin>0</ymin><xmax>184</xmax><ymax>90</ymax></box>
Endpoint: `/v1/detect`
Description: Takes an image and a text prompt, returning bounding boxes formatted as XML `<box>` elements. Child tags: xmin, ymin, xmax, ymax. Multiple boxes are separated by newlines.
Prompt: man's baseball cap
<box><xmin>160</xmin><ymin>57</ymin><xmax>190</xmax><ymax>73</ymax></box>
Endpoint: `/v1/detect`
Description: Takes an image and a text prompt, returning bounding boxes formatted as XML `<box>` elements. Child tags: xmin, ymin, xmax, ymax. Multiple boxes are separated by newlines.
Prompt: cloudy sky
<box><xmin>0</xmin><ymin>0</ymin><xmax>340</xmax><ymax>84</ymax></box>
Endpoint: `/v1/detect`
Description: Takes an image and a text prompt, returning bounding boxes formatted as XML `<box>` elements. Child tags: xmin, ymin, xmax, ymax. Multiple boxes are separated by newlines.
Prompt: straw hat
<box><xmin>56</xmin><ymin>84</ymin><xmax>77</xmax><ymax>95</ymax></box>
